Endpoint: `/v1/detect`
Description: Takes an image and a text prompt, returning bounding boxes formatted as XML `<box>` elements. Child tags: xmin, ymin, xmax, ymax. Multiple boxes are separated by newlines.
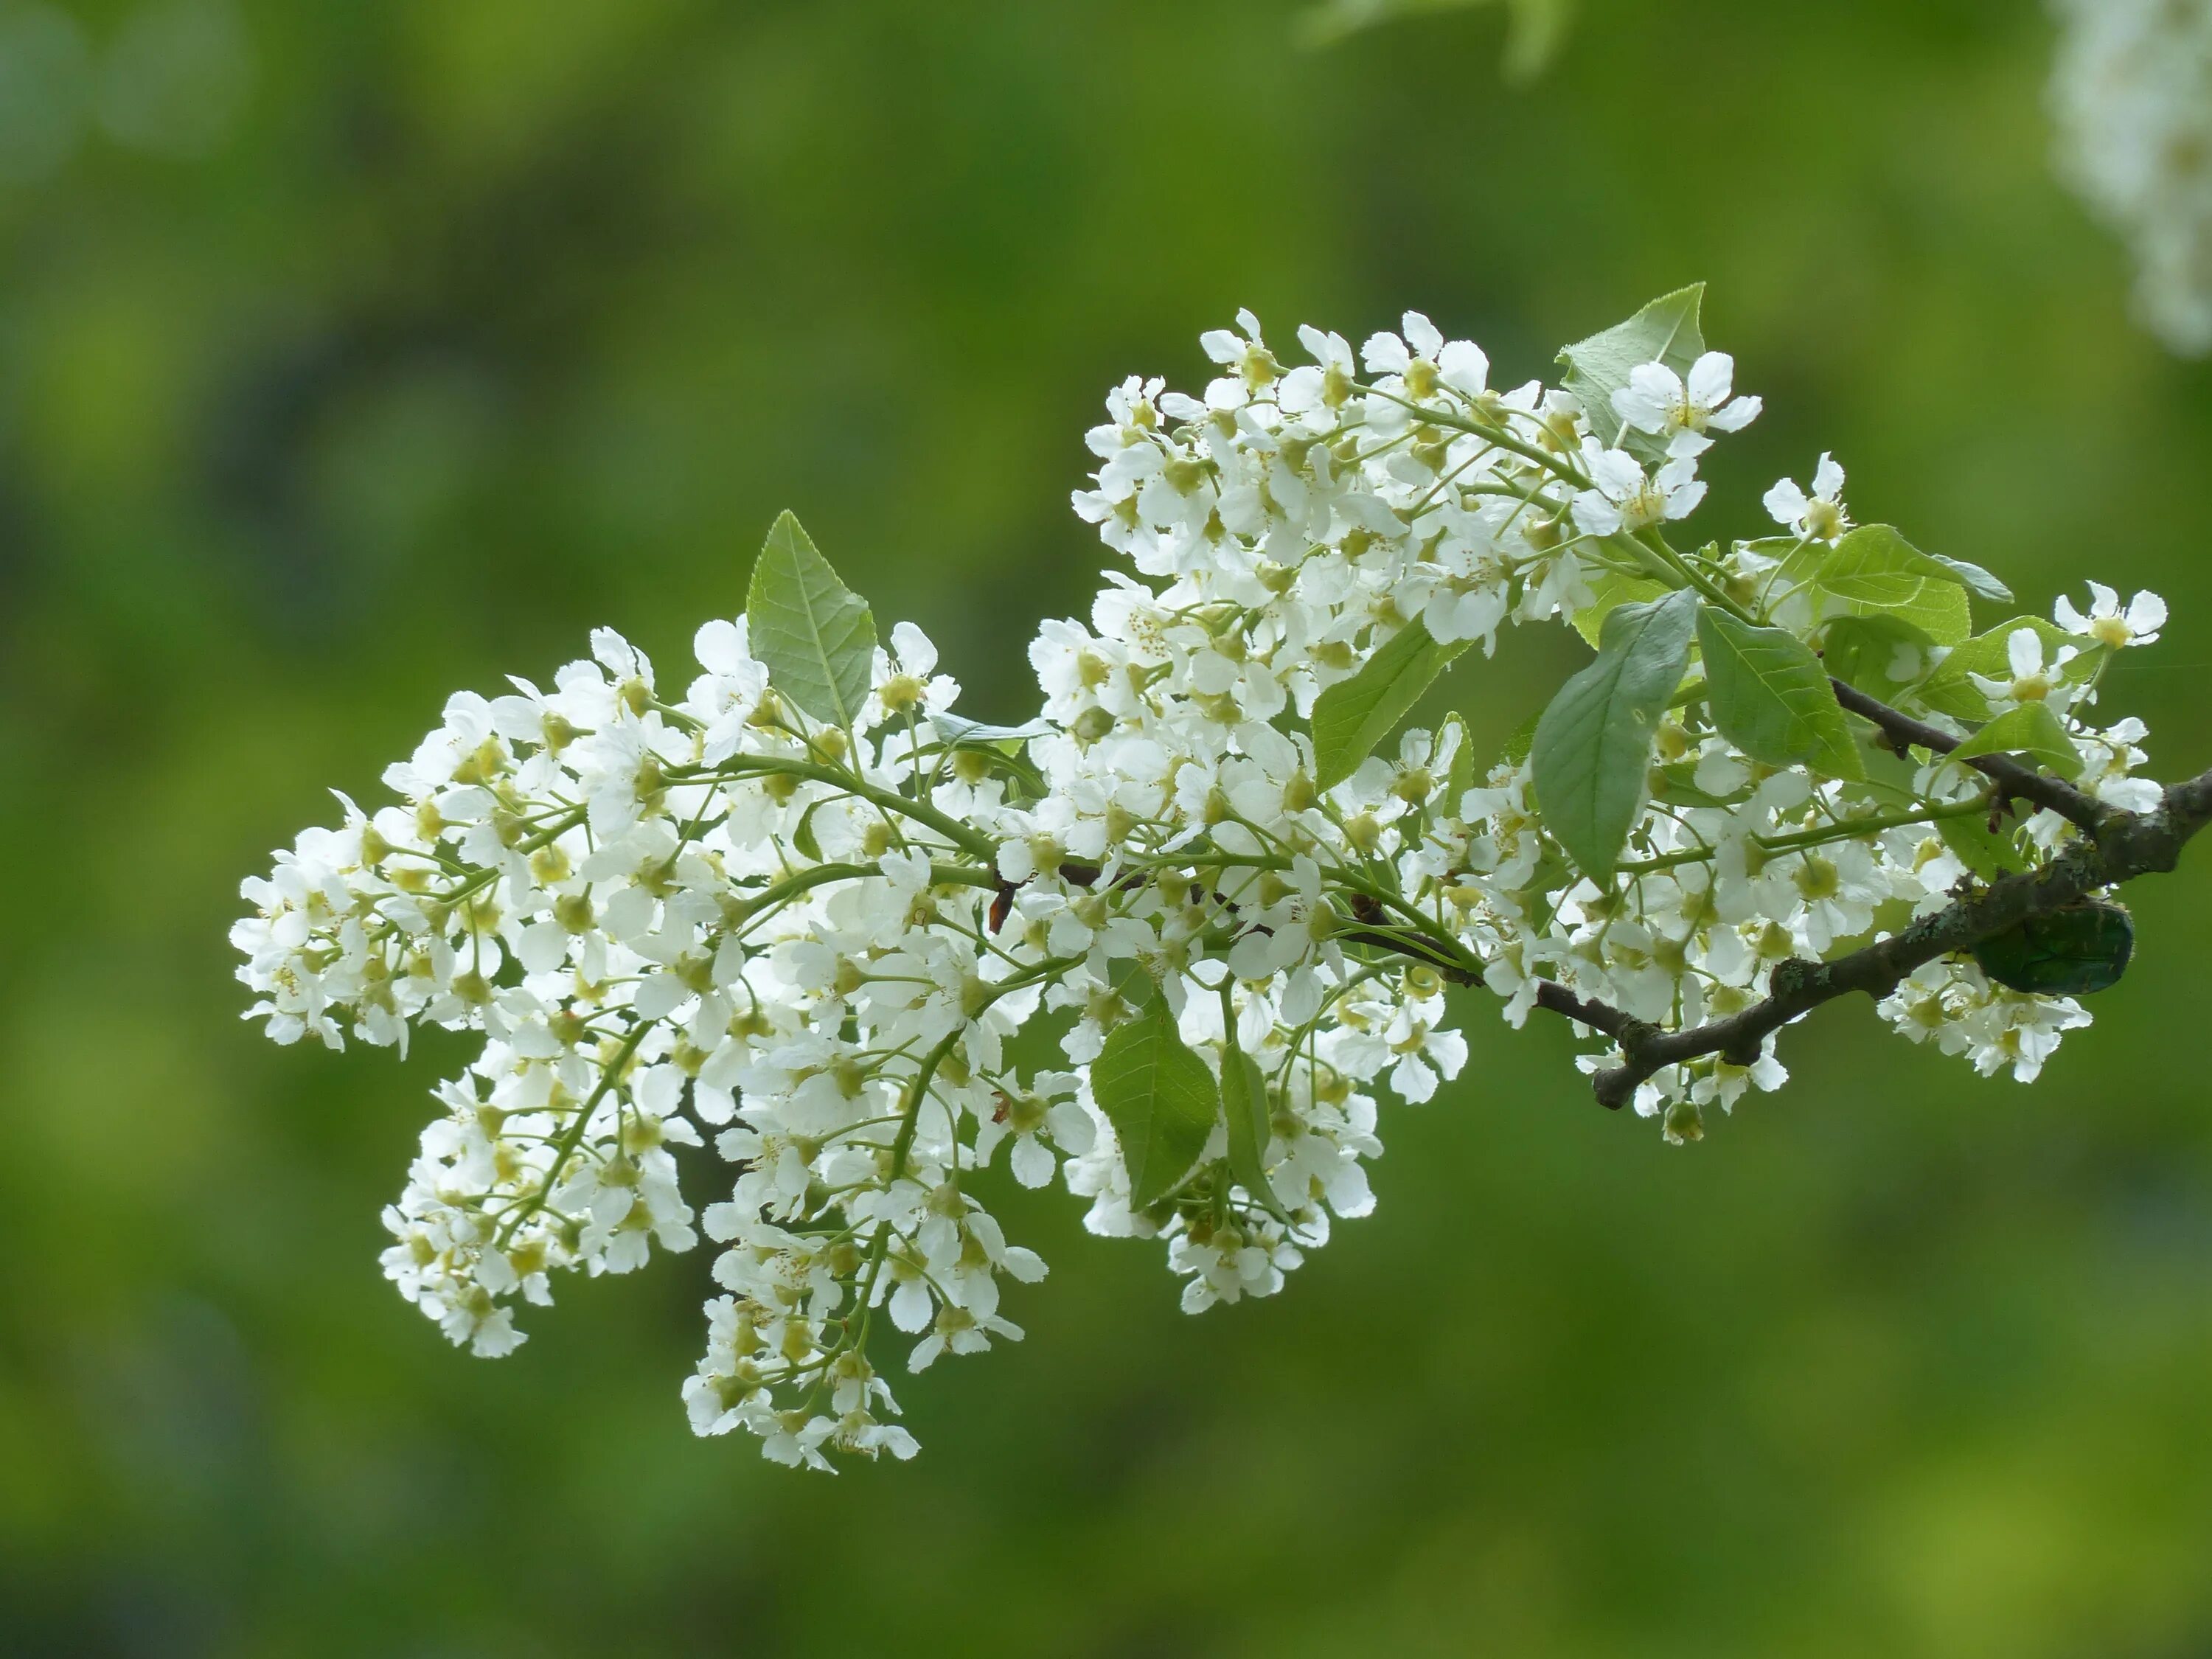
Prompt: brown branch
<box><xmin>1049</xmin><ymin>683</ymin><xmax>2203</xmax><ymax>1114</ymax></box>
<box><xmin>1539</xmin><ymin>763</ymin><xmax>2212</xmax><ymax>1110</ymax></box>
<box><xmin>1827</xmin><ymin>678</ymin><xmax>2107</xmax><ymax>832</ymax></box>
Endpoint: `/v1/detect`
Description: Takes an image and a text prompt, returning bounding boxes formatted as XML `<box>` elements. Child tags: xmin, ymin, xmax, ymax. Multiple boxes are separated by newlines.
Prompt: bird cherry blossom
<box><xmin>236</xmin><ymin>292</ymin><xmax>2194</xmax><ymax>1469</ymax></box>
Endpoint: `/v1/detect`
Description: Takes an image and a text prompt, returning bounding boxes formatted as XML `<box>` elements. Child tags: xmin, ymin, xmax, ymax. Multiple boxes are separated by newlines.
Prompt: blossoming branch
<box><xmin>234</xmin><ymin>288</ymin><xmax>2211</xmax><ymax>1469</ymax></box>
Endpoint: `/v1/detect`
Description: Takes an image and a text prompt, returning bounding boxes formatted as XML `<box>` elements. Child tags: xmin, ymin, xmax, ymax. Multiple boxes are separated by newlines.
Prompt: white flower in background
<box><xmin>2055</xmin><ymin>582</ymin><xmax>2166</xmax><ymax>649</ymax></box>
<box><xmin>1763</xmin><ymin>453</ymin><xmax>1851</xmax><ymax>543</ymax></box>
<box><xmin>2079</xmin><ymin>715</ymin><xmax>2164</xmax><ymax>812</ymax></box>
<box><xmin>1610</xmin><ymin>352</ymin><xmax>1761</xmax><ymax>455</ymax></box>
<box><xmin>2049</xmin><ymin>0</ymin><xmax>2212</xmax><ymax>354</ymax></box>
<box><xmin>1767</xmin><ymin>842</ymin><xmax>1885</xmax><ymax>955</ymax></box>
<box><xmin>1280</xmin><ymin>324</ymin><xmax>1360</xmax><ymax>419</ymax></box>
<box><xmin>1694</xmin><ymin>1043</ymin><xmax>1788</xmax><ymax>1111</ymax></box>
<box><xmin>684</xmin><ymin>617</ymin><xmax>769</xmax><ymax>763</ymax></box>
<box><xmin>874</xmin><ymin>619</ymin><xmax>961</xmax><ymax>723</ymax></box>
<box><xmin>973</xmin><ymin>1073</ymin><xmax>1096</xmax><ymax>1188</ymax></box>
<box><xmin>1571</xmin><ymin>442</ymin><xmax>1706</xmax><ymax>536</ymax></box>
<box><xmin>1969</xmin><ymin>627</ymin><xmax>2085</xmax><ymax>715</ymax></box>
<box><xmin>1380</xmin><ymin>1000</ymin><xmax>1469</xmax><ymax>1103</ymax></box>
<box><xmin>1200</xmin><ymin>307</ymin><xmax>1281</xmax><ymax>408</ymax></box>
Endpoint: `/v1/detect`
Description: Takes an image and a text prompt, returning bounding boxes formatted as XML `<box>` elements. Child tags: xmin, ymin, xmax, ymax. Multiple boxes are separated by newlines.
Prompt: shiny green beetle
<box><xmin>1971</xmin><ymin>899</ymin><xmax>2135</xmax><ymax>996</ymax></box>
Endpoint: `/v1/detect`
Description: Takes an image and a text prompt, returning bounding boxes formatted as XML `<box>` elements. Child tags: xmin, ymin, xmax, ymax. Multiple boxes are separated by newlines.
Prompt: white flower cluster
<box><xmin>237</xmin><ymin>295</ymin><xmax>2174</xmax><ymax>1464</ymax></box>
<box><xmin>2050</xmin><ymin>0</ymin><xmax>2212</xmax><ymax>353</ymax></box>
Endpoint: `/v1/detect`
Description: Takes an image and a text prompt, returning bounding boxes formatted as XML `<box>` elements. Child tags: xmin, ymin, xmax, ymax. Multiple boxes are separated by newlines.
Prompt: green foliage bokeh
<box><xmin>7</xmin><ymin>1</ymin><xmax>2212</xmax><ymax>1653</ymax></box>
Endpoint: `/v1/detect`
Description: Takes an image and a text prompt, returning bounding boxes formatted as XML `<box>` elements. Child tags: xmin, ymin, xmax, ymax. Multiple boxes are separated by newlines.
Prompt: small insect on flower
<box><xmin>1970</xmin><ymin>899</ymin><xmax>2135</xmax><ymax>997</ymax></box>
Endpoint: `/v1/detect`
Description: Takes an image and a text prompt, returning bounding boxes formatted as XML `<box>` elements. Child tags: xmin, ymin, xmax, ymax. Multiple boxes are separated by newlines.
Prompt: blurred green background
<box><xmin>7</xmin><ymin>0</ymin><xmax>2212</xmax><ymax>1653</ymax></box>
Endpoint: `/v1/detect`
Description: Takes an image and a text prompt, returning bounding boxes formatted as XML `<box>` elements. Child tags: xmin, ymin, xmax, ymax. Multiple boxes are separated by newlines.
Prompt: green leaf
<box><xmin>1105</xmin><ymin>954</ymin><xmax>1163</xmax><ymax>1018</ymax></box>
<box><xmin>1937</xmin><ymin>810</ymin><xmax>2031</xmax><ymax>882</ymax></box>
<box><xmin>1559</xmin><ymin>285</ymin><xmax>1705</xmax><ymax>454</ymax></box>
<box><xmin>1950</xmin><ymin>702</ymin><xmax>2082</xmax><ymax>779</ymax></box>
<box><xmin>1853</xmin><ymin>726</ymin><xmax>1926</xmax><ymax>798</ymax></box>
<box><xmin>1696</xmin><ymin>606</ymin><xmax>1863</xmax><ymax>780</ymax></box>
<box><xmin>1927</xmin><ymin>552</ymin><xmax>2012</xmax><ymax>605</ymax></box>
<box><xmin>1781</xmin><ymin>526</ymin><xmax>1971</xmax><ymax>646</ymax></box>
<box><xmin>1220</xmin><ymin>1046</ymin><xmax>1291</xmax><ymax>1223</ymax></box>
<box><xmin>1442</xmin><ymin>712</ymin><xmax>1475</xmax><ymax>808</ymax></box>
<box><xmin>745</xmin><ymin>511</ymin><xmax>878</xmax><ymax>730</ymax></box>
<box><xmin>1500</xmin><ymin>706</ymin><xmax>1543</xmax><ymax>771</ymax></box>
<box><xmin>1821</xmin><ymin>614</ymin><xmax>1940</xmax><ymax>700</ymax></box>
<box><xmin>1517</xmin><ymin>846</ymin><xmax>1573</xmax><ymax>933</ymax></box>
<box><xmin>924</xmin><ymin>710</ymin><xmax>1050</xmax><ymax>795</ymax></box>
<box><xmin>1312</xmin><ymin>616</ymin><xmax>1468</xmax><ymax>790</ymax></box>
<box><xmin>928</xmin><ymin>711</ymin><xmax>1053</xmax><ymax>747</ymax></box>
<box><xmin>1092</xmin><ymin>1001</ymin><xmax>1220</xmax><ymax>1209</ymax></box>
<box><xmin>1495</xmin><ymin>0</ymin><xmax>1574</xmax><ymax>80</ymax></box>
<box><xmin>1530</xmin><ymin>586</ymin><xmax>1699</xmax><ymax>880</ymax></box>
<box><xmin>791</xmin><ymin>801</ymin><xmax>824</xmax><ymax>863</ymax></box>
<box><xmin>1917</xmin><ymin>616</ymin><xmax>2081</xmax><ymax>722</ymax></box>
<box><xmin>1570</xmin><ymin>570</ymin><xmax>1671</xmax><ymax>647</ymax></box>
<box><xmin>1293</xmin><ymin>0</ymin><xmax>1575</xmax><ymax>81</ymax></box>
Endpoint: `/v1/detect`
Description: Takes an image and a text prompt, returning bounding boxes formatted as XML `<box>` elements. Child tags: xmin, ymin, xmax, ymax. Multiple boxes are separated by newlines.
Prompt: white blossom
<box><xmin>1610</xmin><ymin>351</ymin><xmax>1761</xmax><ymax>455</ymax></box>
<box><xmin>1763</xmin><ymin>453</ymin><xmax>1851</xmax><ymax>543</ymax></box>
<box><xmin>2055</xmin><ymin>582</ymin><xmax>2166</xmax><ymax>650</ymax></box>
<box><xmin>2050</xmin><ymin>0</ymin><xmax>2212</xmax><ymax>354</ymax></box>
<box><xmin>237</xmin><ymin>302</ymin><xmax>2166</xmax><ymax>1470</ymax></box>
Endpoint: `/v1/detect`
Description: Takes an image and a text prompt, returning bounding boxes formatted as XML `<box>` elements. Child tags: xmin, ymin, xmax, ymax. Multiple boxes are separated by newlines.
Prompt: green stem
<box><xmin>668</xmin><ymin>756</ymin><xmax>998</xmax><ymax>861</ymax></box>
<box><xmin>1615</xmin><ymin>794</ymin><xmax>1994</xmax><ymax>875</ymax></box>
<box><xmin>437</xmin><ymin>809</ymin><xmax>588</xmax><ymax>902</ymax></box>
<box><xmin>1632</xmin><ymin>529</ymin><xmax>1752</xmax><ymax>622</ymax></box>
<box><xmin>732</xmin><ymin>860</ymin><xmax>996</xmax><ymax>929</ymax></box>
<box><xmin>498</xmin><ymin>1020</ymin><xmax>651</xmax><ymax>1245</ymax></box>
<box><xmin>1374</xmin><ymin>391</ymin><xmax>1590</xmax><ymax>488</ymax></box>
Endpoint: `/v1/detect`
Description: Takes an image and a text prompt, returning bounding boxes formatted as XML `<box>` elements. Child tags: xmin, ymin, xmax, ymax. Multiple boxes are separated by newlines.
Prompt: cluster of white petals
<box><xmin>2050</xmin><ymin>0</ymin><xmax>2212</xmax><ymax>354</ymax></box>
<box><xmin>237</xmin><ymin>298</ymin><xmax>2172</xmax><ymax>1464</ymax></box>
